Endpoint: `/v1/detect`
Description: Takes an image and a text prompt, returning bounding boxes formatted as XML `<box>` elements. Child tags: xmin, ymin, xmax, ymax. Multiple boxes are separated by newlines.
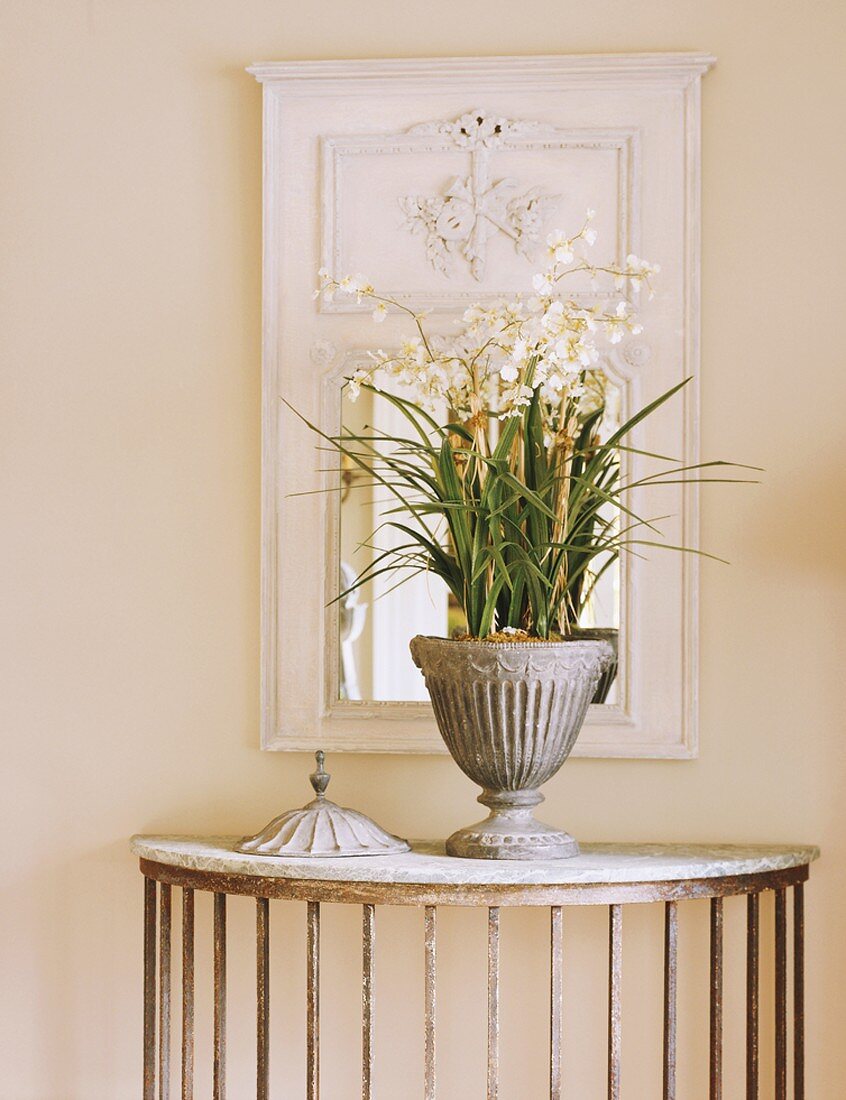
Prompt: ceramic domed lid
<box><xmin>236</xmin><ymin>752</ymin><xmax>410</xmax><ymax>858</ymax></box>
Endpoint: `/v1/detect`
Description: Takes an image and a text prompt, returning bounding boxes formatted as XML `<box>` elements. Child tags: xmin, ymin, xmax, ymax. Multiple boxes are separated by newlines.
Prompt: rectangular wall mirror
<box><xmin>250</xmin><ymin>52</ymin><xmax>714</xmax><ymax>757</ymax></box>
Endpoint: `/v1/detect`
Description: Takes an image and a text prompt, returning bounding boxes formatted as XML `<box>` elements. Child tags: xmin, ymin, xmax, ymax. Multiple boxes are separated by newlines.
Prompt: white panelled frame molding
<box><xmin>249</xmin><ymin>52</ymin><xmax>715</xmax><ymax>758</ymax></box>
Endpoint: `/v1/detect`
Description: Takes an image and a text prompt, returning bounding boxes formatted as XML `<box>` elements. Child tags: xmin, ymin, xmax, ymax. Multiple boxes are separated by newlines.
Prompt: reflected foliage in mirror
<box><xmin>338</xmin><ymin>380</ymin><xmax>451</xmax><ymax>702</ymax></box>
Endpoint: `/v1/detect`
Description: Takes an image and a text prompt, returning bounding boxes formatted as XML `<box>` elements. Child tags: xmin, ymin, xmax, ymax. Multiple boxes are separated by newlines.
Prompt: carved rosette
<box><xmin>410</xmin><ymin>636</ymin><xmax>613</xmax><ymax>859</ymax></box>
<box><xmin>622</xmin><ymin>340</ymin><xmax>652</xmax><ymax>370</ymax></box>
<box><xmin>309</xmin><ymin>339</ymin><xmax>338</xmax><ymax>369</ymax></box>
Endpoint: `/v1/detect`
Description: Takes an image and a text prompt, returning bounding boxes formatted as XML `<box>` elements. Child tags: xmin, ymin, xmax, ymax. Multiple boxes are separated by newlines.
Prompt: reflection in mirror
<box><xmin>338</xmin><ymin>371</ymin><xmax>622</xmax><ymax>705</ymax></box>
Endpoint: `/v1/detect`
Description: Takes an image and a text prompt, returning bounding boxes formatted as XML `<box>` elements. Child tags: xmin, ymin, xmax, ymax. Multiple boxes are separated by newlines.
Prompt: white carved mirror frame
<box><xmin>249</xmin><ymin>52</ymin><xmax>715</xmax><ymax>758</ymax></box>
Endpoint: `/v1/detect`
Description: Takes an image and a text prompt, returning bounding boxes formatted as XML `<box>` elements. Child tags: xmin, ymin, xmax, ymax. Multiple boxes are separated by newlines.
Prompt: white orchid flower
<box><xmin>344</xmin><ymin>212</ymin><xmax>656</xmax><ymax>426</ymax></box>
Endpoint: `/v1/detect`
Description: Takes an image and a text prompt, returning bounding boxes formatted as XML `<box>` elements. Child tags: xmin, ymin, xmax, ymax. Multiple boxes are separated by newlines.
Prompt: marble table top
<box><xmin>131</xmin><ymin>836</ymin><xmax>819</xmax><ymax>886</ymax></box>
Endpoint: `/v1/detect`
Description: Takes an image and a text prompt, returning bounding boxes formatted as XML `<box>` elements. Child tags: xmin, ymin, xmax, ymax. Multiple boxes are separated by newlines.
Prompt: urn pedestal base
<box><xmin>445</xmin><ymin>789</ymin><xmax>580</xmax><ymax>861</ymax></box>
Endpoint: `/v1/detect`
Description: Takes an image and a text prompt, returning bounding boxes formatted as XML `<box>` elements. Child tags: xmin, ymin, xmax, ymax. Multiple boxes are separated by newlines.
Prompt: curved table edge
<box><xmin>137</xmin><ymin>855</ymin><xmax>812</xmax><ymax>906</ymax></box>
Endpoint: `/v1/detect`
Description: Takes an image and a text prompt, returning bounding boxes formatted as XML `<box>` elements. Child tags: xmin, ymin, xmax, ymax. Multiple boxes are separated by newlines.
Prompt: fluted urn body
<box><xmin>410</xmin><ymin>636</ymin><xmax>613</xmax><ymax>859</ymax></box>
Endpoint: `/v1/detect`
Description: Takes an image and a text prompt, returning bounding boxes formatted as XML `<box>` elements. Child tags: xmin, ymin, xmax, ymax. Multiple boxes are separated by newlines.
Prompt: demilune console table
<box><xmin>132</xmin><ymin>836</ymin><xmax>819</xmax><ymax>1099</ymax></box>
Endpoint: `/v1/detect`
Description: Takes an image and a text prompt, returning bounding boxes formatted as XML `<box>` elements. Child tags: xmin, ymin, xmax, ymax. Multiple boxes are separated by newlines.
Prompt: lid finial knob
<box><xmin>309</xmin><ymin>750</ymin><xmax>330</xmax><ymax>798</ymax></box>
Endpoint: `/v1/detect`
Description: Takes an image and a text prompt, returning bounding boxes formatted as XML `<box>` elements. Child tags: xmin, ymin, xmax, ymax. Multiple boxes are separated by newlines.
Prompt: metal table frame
<box><xmin>137</xmin><ymin>844</ymin><xmax>813</xmax><ymax>1100</ymax></box>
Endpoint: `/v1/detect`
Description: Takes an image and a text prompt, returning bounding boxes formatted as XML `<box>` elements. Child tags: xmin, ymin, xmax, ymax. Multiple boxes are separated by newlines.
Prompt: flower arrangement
<box><xmin>301</xmin><ymin>213</ymin><xmax>750</xmax><ymax>640</ymax></box>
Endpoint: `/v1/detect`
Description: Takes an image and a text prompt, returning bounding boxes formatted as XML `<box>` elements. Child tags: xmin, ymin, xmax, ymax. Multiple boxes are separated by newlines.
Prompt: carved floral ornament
<box><xmin>400</xmin><ymin>110</ymin><xmax>560</xmax><ymax>280</ymax></box>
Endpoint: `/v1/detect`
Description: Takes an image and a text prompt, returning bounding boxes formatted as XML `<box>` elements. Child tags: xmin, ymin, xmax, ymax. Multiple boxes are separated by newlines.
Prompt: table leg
<box><xmin>144</xmin><ymin>877</ymin><xmax>157</xmax><ymax>1100</ymax></box>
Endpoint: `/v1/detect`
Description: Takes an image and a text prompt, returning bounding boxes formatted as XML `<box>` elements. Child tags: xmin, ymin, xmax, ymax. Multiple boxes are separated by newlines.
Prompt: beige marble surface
<box><xmin>130</xmin><ymin>835</ymin><xmax>819</xmax><ymax>885</ymax></box>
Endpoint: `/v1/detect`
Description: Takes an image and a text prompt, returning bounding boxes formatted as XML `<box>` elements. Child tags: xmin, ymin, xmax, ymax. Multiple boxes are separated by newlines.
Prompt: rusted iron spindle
<box><xmin>257</xmin><ymin>898</ymin><xmax>270</xmax><ymax>1100</ymax></box>
<box><xmin>487</xmin><ymin>907</ymin><xmax>501</xmax><ymax>1100</ymax></box>
<box><xmin>144</xmin><ymin>877</ymin><xmax>157</xmax><ymax>1100</ymax></box>
<box><xmin>709</xmin><ymin>897</ymin><xmax>723</xmax><ymax>1100</ymax></box>
<box><xmin>794</xmin><ymin>883</ymin><xmax>805</xmax><ymax>1100</ymax></box>
<box><xmin>181</xmin><ymin>888</ymin><xmax>194</xmax><ymax>1100</ymax></box>
<box><xmin>362</xmin><ymin>904</ymin><xmax>375</xmax><ymax>1100</ymax></box>
<box><xmin>608</xmin><ymin>904</ymin><xmax>622</xmax><ymax>1100</ymax></box>
<box><xmin>746</xmin><ymin>892</ymin><xmax>759</xmax><ymax>1099</ymax></box>
<box><xmin>424</xmin><ymin>906</ymin><xmax>437</xmax><ymax>1100</ymax></box>
<box><xmin>550</xmin><ymin>906</ymin><xmax>563</xmax><ymax>1100</ymax></box>
<box><xmin>663</xmin><ymin>901</ymin><xmax>678</xmax><ymax>1100</ymax></box>
<box><xmin>775</xmin><ymin>888</ymin><xmax>787</xmax><ymax>1100</ymax></box>
<box><xmin>213</xmin><ymin>893</ymin><xmax>226</xmax><ymax>1100</ymax></box>
<box><xmin>307</xmin><ymin>901</ymin><xmax>320</xmax><ymax>1100</ymax></box>
<box><xmin>158</xmin><ymin>883</ymin><xmax>172</xmax><ymax>1100</ymax></box>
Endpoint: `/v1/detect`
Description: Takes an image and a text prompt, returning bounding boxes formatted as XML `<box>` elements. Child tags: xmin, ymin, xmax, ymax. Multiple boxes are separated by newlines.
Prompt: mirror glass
<box><xmin>337</xmin><ymin>373</ymin><xmax>622</xmax><ymax>704</ymax></box>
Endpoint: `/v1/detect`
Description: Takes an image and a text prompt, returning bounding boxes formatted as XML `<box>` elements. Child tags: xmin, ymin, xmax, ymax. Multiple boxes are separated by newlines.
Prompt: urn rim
<box><xmin>409</xmin><ymin>633</ymin><xmax>615</xmax><ymax>654</ymax></box>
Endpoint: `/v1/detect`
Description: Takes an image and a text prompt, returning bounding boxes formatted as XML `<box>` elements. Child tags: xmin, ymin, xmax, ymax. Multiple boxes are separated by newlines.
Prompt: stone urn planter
<box><xmin>410</xmin><ymin>635</ymin><xmax>614</xmax><ymax>860</ymax></box>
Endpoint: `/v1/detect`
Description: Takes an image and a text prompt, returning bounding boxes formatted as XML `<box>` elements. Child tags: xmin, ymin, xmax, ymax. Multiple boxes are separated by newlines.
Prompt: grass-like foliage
<box><xmin>290</xmin><ymin>376</ymin><xmax>755</xmax><ymax>640</ymax></box>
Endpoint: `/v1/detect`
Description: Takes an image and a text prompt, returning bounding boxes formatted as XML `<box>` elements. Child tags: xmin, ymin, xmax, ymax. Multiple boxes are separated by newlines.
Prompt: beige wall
<box><xmin>2</xmin><ymin>1</ymin><xmax>845</xmax><ymax>1096</ymax></box>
